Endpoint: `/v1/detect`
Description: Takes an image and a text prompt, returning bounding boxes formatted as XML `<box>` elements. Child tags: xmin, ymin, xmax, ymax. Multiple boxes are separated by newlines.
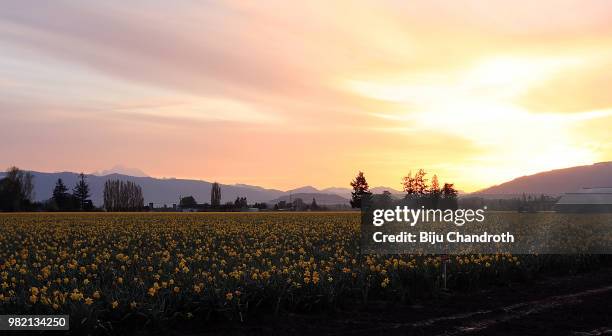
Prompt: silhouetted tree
<box><xmin>7</xmin><ymin>166</ymin><xmax>34</xmax><ymax>201</ymax></box>
<box><xmin>442</xmin><ymin>183</ymin><xmax>458</xmax><ymax>198</ymax></box>
<box><xmin>52</xmin><ymin>178</ymin><xmax>71</xmax><ymax>210</ymax></box>
<box><xmin>400</xmin><ymin>169</ymin><xmax>460</xmax><ymax>209</ymax></box>
<box><xmin>253</xmin><ymin>202</ymin><xmax>268</xmax><ymax>210</ymax></box>
<box><xmin>0</xmin><ymin>178</ymin><xmax>20</xmax><ymax>211</ymax></box>
<box><xmin>103</xmin><ymin>179</ymin><xmax>144</xmax><ymax>211</ymax></box>
<box><xmin>402</xmin><ymin>169</ymin><xmax>430</xmax><ymax>208</ymax></box>
<box><xmin>350</xmin><ymin>171</ymin><xmax>371</xmax><ymax>208</ymax></box>
<box><xmin>402</xmin><ymin>171</ymin><xmax>415</xmax><ymax>195</ymax></box>
<box><xmin>376</xmin><ymin>190</ymin><xmax>394</xmax><ymax>208</ymax></box>
<box><xmin>440</xmin><ymin>183</ymin><xmax>458</xmax><ymax>209</ymax></box>
<box><xmin>0</xmin><ymin>167</ymin><xmax>35</xmax><ymax>211</ymax></box>
<box><xmin>180</xmin><ymin>196</ymin><xmax>198</xmax><ymax>208</ymax></box>
<box><xmin>429</xmin><ymin>174</ymin><xmax>442</xmax><ymax>209</ymax></box>
<box><xmin>211</xmin><ymin>182</ymin><xmax>221</xmax><ymax>208</ymax></box>
<box><xmin>403</xmin><ymin>169</ymin><xmax>428</xmax><ymax>196</ymax></box>
<box><xmin>73</xmin><ymin>173</ymin><xmax>91</xmax><ymax>211</ymax></box>
<box><xmin>413</xmin><ymin>169</ymin><xmax>428</xmax><ymax>195</ymax></box>
<box><xmin>310</xmin><ymin>197</ymin><xmax>319</xmax><ymax>211</ymax></box>
<box><xmin>234</xmin><ymin>196</ymin><xmax>248</xmax><ymax>209</ymax></box>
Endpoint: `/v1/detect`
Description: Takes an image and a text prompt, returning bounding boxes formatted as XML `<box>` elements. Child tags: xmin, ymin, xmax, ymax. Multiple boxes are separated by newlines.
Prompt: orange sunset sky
<box><xmin>0</xmin><ymin>1</ymin><xmax>611</xmax><ymax>192</ymax></box>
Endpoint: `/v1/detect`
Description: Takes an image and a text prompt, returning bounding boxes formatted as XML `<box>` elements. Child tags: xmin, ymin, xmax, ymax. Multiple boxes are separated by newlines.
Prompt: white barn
<box><xmin>555</xmin><ymin>188</ymin><xmax>612</xmax><ymax>213</ymax></box>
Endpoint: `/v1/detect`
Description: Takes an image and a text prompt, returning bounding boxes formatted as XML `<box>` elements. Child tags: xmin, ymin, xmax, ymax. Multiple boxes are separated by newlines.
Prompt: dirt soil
<box><xmin>182</xmin><ymin>268</ymin><xmax>612</xmax><ymax>336</ymax></box>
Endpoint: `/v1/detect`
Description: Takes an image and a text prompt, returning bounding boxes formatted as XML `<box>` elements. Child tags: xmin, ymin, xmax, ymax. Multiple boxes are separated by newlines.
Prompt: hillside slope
<box><xmin>474</xmin><ymin>162</ymin><xmax>612</xmax><ymax>196</ymax></box>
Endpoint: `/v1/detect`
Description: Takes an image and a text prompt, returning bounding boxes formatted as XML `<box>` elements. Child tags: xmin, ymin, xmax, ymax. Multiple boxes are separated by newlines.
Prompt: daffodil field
<box><xmin>0</xmin><ymin>213</ymin><xmax>607</xmax><ymax>333</ymax></box>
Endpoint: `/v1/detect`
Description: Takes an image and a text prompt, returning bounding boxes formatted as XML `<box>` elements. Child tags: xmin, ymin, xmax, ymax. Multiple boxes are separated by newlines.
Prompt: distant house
<box><xmin>555</xmin><ymin>188</ymin><xmax>612</xmax><ymax>213</ymax></box>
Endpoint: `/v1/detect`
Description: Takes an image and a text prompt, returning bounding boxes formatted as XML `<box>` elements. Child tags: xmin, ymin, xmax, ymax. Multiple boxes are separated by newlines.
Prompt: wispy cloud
<box><xmin>1</xmin><ymin>0</ymin><xmax>611</xmax><ymax>190</ymax></box>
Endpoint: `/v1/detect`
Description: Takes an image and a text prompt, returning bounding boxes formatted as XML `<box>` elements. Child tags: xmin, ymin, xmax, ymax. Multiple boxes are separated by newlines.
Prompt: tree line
<box><xmin>178</xmin><ymin>182</ymin><xmax>329</xmax><ymax>212</ymax></box>
<box><xmin>0</xmin><ymin>168</ymin><xmax>262</xmax><ymax>213</ymax></box>
<box><xmin>1</xmin><ymin>165</ymin><xmax>458</xmax><ymax>213</ymax></box>
<box><xmin>273</xmin><ymin>197</ymin><xmax>325</xmax><ymax>211</ymax></box>
<box><xmin>178</xmin><ymin>182</ymin><xmax>266</xmax><ymax>211</ymax></box>
<box><xmin>0</xmin><ymin>167</ymin><xmax>93</xmax><ymax>211</ymax></box>
<box><xmin>0</xmin><ymin>167</ymin><xmax>35</xmax><ymax>211</ymax></box>
<box><xmin>51</xmin><ymin>174</ymin><xmax>93</xmax><ymax>211</ymax></box>
<box><xmin>103</xmin><ymin>180</ymin><xmax>144</xmax><ymax>211</ymax></box>
<box><xmin>0</xmin><ymin>166</ymin><xmax>145</xmax><ymax>212</ymax></box>
<box><xmin>349</xmin><ymin>169</ymin><xmax>459</xmax><ymax>210</ymax></box>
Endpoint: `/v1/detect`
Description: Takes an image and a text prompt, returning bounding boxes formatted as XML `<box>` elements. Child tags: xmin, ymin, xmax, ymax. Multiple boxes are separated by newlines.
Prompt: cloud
<box><xmin>518</xmin><ymin>57</ymin><xmax>612</xmax><ymax>113</ymax></box>
<box><xmin>1</xmin><ymin>0</ymin><xmax>611</xmax><ymax>190</ymax></box>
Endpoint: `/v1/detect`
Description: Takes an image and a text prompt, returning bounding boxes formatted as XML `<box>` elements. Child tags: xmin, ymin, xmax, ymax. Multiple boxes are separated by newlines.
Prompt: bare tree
<box><xmin>104</xmin><ymin>179</ymin><xmax>144</xmax><ymax>211</ymax></box>
<box><xmin>0</xmin><ymin>166</ymin><xmax>34</xmax><ymax>211</ymax></box>
<box><xmin>211</xmin><ymin>182</ymin><xmax>221</xmax><ymax>208</ymax></box>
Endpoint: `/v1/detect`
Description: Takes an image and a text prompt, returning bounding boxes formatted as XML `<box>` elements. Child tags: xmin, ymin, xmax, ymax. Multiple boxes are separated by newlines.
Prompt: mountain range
<box><xmin>0</xmin><ymin>171</ymin><xmax>285</xmax><ymax>206</ymax></box>
<box><xmin>92</xmin><ymin>165</ymin><xmax>149</xmax><ymax>178</ymax></box>
<box><xmin>473</xmin><ymin>162</ymin><xmax>612</xmax><ymax>197</ymax></box>
<box><xmin>0</xmin><ymin>169</ymin><xmax>403</xmax><ymax>206</ymax></box>
<box><xmin>1</xmin><ymin>162</ymin><xmax>610</xmax><ymax>206</ymax></box>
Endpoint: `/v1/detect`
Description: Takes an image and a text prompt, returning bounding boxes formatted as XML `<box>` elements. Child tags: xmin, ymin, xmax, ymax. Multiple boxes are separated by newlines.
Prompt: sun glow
<box><xmin>1</xmin><ymin>1</ymin><xmax>611</xmax><ymax>191</ymax></box>
<box><xmin>344</xmin><ymin>55</ymin><xmax>608</xmax><ymax>190</ymax></box>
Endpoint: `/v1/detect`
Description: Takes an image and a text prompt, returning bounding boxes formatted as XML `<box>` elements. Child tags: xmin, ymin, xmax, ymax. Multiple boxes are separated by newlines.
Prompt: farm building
<box><xmin>554</xmin><ymin>187</ymin><xmax>612</xmax><ymax>213</ymax></box>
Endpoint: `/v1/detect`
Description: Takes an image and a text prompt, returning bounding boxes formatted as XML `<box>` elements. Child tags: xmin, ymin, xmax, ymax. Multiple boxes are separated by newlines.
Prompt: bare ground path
<box><xmin>186</xmin><ymin>268</ymin><xmax>612</xmax><ymax>336</ymax></box>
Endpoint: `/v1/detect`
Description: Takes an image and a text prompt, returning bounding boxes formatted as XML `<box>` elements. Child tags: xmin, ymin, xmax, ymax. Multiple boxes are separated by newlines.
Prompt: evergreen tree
<box><xmin>310</xmin><ymin>197</ymin><xmax>319</xmax><ymax>211</ymax></box>
<box><xmin>402</xmin><ymin>171</ymin><xmax>415</xmax><ymax>195</ymax></box>
<box><xmin>441</xmin><ymin>183</ymin><xmax>458</xmax><ymax>209</ymax></box>
<box><xmin>402</xmin><ymin>169</ymin><xmax>429</xmax><ymax>196</ymax></box>
<box><xmin>52</xmin><ymin>178</ymin><xmax>70</xmax><ymax>210</ymax></box>
<box><xmin>442</xmin><ymin>183</ymin><xmax>458</xmax><ymax>198</ymax></box>
<box><xmin>429</xmin><ymin>174</ymin><xmax>441</xmax><ymax>209</ymax></box>
<box><xmin>73</xmin><ymin>173</ymin><xmax>90</xmax><ymax>211</ymax></box>
<box><xmin>412</xmin><ymin>169</ymin><xmax>429</xmax><ymax>195</ymax></box>
<box><xmin>350</xmin><ymin>171</ymin><xmax>371</xmax><ymax>208</ymax></box>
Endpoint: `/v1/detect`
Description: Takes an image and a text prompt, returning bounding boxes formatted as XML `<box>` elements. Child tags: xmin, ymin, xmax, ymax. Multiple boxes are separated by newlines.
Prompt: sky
<box><xmin>1</xmin><ymin>0</ymin><xmax>611</xmax><ymax>192</ymax></box>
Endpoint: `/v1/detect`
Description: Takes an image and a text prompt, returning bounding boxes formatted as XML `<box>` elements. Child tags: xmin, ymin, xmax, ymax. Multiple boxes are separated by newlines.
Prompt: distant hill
<box><xmin>0</xmin><ymin>170</ymin><xmax>383</xmax><ymax>207</ymax></box>
<box><xmin>267</xmin><ymin>193</ymin><xmax>350</xmax><ymax>206</ymax></box>
<box><xmin>320</xmin><ymin>187</ymin><xmax>353</xmax><ymax>199</ymax></box>
<box><xmin>5</xmin><ymin>166</ymin><xmax>556</xmax><ymax>206</ymax></box>
<box><xmin>473</xmin><ymin>162</ymin><xmax>612</xmax><ymax>197</ymax></box>
<box><xmin>321</xmin><ymin>186</ymin><xmax>404</xmax><ymax>199</ymax></box>
<box><xmin>371</xmin><ymin>186</ymin><xmax>404</xmax><ymax>196</ymax></box>
<box><xmin>286</xmin><ymin>186</ymin><xmax>320</xmax><ymax>194</ymax></box>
